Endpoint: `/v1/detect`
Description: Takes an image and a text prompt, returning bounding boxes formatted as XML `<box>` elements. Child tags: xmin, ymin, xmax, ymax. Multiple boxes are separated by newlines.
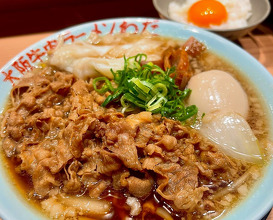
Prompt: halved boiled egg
<box><xmin>186</xmin><ymin>70</ymin><xmax>263</xmax><ymax>163</ymax></box>
<box><xmin>186</xmin><ymin>70</ymin><xmax>249</xmax><ymax>118</ymax></box>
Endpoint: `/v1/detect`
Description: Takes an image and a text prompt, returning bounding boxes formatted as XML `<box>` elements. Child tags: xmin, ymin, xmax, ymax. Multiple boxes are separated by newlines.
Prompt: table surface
<box><xmin>0</xmin><ymin>24</ymin><xmax>272</xmax><ymax>220</ymax></box>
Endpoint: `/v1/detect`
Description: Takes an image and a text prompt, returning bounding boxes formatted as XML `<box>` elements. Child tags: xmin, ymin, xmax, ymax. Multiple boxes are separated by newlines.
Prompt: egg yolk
<box><xmin>188</xmin><ymin>0</ymin><xmax>228</xmax><ymax>28</ymax></box>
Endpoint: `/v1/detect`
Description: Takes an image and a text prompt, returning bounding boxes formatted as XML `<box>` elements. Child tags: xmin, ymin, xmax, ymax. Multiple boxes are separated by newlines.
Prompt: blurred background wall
<box><xmin>0</xmin><ymin>0</ymin><xmax>272</xmax><ymax>38</ymax></box>
<box><xmin>0</xmin><ymin>0</ymin><xmax>158</xmax><ymax>37</ymax></box>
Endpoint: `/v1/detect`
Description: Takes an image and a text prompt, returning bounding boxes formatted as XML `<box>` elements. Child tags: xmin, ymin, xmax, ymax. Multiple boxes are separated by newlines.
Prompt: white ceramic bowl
<box><xmin>152</xmin><ymin>0</ymin><xmax>271</xmax><ymax>40</ymax></box>
<box><xmin>0</xmin><ymin>17</ymin><xmax>273</xmax><ymax>220</ymax></box>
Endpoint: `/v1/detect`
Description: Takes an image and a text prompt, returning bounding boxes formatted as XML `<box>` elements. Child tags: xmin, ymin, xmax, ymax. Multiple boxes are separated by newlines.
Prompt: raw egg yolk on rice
<box><xmin>188</xmin><ymin>0</ymin><xmax>228</xmax><ymax>27</ymax></box>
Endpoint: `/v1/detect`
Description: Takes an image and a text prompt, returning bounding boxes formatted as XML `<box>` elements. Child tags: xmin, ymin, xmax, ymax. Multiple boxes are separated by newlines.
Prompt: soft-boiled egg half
<box><xmin>187</xmin><ymin>70</ymin><xmax>249</xmax><ymax>118</ymax></box>
<box><xmin>187</xmin><ymin>70</ymin><xmax>262</xmax><ymax>163</ymax></box>
<box><xmin>169</xmin><ymin>0</ymin><xmax>252</xmax><ymax>29</ymax></box>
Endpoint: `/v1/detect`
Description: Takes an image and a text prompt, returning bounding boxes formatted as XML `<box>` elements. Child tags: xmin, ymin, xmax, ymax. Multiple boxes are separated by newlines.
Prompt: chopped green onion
<box><xmin>93</xmin><ymin>54</ymin><xmax>198</xmax><ymax>123</ymax></box>
<box><xmin>130</xmin><ymin>78</ymin><xmax>150</xmax><ymax>94</ymax></box>
<box><xmin>147</xmin><ymin>96</ymin><xmax>167</xmax><ymax>112</ymax></box>
<box><xmin>93</xmin><ymin>77</ymin><xmax>114</xmax><ymax>94</ymax></box>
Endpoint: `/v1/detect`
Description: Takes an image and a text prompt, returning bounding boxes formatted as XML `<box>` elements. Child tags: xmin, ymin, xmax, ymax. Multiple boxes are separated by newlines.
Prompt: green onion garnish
<box><xmin>92</xmin><ymin>54</ymin><xmax>198</xmax><ymax>122</ymax></box>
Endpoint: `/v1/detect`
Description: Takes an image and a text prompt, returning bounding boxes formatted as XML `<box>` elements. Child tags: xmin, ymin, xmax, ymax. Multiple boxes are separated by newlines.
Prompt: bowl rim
<box><xmin>0</xmin><ymin>17</ymin><xmax>273</xmax><ymax>220</ymax></box>
<box><xmin>152</xmin><ymin>0</ymin><xmax>272</xmax><ymax>32</ymax></box>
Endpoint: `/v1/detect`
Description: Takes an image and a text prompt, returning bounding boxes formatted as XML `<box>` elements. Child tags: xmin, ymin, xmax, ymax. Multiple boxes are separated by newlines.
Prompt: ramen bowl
<box><xmin>0</xmin><ymin>18</ymin><xmax>273</xmax><ymax>220</ymax></box>
<box><xmin>152</xmin><ymin>0</ymin><xmax>271</xmax><ymax>40</ymax></box>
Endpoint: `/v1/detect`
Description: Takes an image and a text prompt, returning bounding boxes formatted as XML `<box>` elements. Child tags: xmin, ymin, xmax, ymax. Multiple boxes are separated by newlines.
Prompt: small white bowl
<box><xmin>153</xmin><ymin>0</ymin><xmax>271</xmax><ymax>40</ymax></box>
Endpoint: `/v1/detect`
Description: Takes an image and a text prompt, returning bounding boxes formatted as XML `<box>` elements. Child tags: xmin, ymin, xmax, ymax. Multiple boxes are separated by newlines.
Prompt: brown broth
<box><xmin>0</xmin><ymin>149</ymin><xmax>43</xmax><ymax>211</ymax></box>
